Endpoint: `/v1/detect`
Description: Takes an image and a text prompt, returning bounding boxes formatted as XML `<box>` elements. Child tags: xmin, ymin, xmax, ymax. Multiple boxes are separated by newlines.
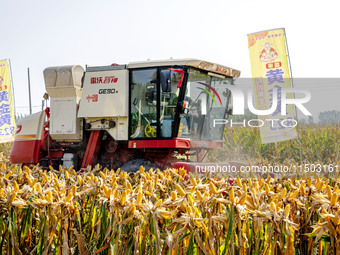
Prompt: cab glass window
<box><xmin>130</xmin><ymin>68</ymin><xmax>158</xmax><ymax>138</ymax></box>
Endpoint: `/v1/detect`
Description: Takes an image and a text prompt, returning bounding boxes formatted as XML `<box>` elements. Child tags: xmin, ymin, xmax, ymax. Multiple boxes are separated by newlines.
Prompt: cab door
<box><xmin>130</xmin><ymin>68</ymin><xmax>158</xmax><ymax>139</ymax></box>
<box><xmin>129</xmin><ymin>67</ymin><xmax>184</xmax><ymax>139</ymax></box>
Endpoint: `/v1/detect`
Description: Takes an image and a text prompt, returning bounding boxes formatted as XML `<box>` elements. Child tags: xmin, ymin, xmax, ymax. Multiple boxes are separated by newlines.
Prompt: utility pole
<box><xmin>27</xmin><ymin>68</ymin><xmax>32</xmax><ymax>114</ymax></box>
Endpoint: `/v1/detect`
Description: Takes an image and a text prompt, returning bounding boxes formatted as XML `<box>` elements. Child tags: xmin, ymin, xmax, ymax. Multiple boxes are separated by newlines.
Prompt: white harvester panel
<box><xmin>78</xmin><ymin>67</ymin><xmax>129</xmax><ymax>141</ymax></box>
<box><xmin>78</xmin><ymin>68</ymin><xmax>129</xmax><ymax>117</ymax></box>
<box><xmin>44</xmin><ymin>65</ymin><xmax>84</xmax><ymax>141</ymax></box>
<box><xmin>14</xmin><ymin>111</ymin><xmax>46</xmax><ymax>141</ymax></box>
<box><xmin>50</xmin><ymin>97</ymin><xmax>79</xmax><ymax>138</ymax></box>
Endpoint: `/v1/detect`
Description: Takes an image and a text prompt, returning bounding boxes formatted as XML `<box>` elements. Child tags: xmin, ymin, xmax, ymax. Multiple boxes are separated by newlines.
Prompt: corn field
<box><xmin>207</xmin><ymin>125</ymin><xmax>340</xmax><ymax>163</ymax></box>
<box><xmin>0</xmin><ymin>124</ymin><xmax>340</xmax><ymax>254</ymax></box>
<box><xmin>0</xmin><ymin>161</ymin><xmax>340</xmax><ymax>254</ymax></box>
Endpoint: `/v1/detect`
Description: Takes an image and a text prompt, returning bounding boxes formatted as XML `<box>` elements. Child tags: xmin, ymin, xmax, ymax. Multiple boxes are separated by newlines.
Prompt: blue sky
<box><xmin>1</xmin><ymin>0</ymin><xmax>339</xmax><ymax>117</ymax></box>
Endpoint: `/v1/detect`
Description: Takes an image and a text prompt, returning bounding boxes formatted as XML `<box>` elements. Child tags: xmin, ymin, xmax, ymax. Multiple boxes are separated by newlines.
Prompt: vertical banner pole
<box><xmin>27</xmin><ymin>68</ymin><xmax>32</xmax><ymax>115</ymax></box>
<box><xmin>283</xmin><ymin>29</ymin><xmax>303</xmax><ymax>161</ymax></box>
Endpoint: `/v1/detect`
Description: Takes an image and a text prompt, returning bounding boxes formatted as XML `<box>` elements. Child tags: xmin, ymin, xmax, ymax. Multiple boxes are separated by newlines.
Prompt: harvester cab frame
<box><xmin>10</xmin><ymin>59</ymin><xmax>240</xmax><ymax>171</ymax></box>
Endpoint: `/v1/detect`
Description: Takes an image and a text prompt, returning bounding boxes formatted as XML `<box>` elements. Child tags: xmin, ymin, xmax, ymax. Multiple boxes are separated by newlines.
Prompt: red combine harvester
<box><xmin>10</xmin><ymin>59</ymin><xmax>240</xmax><ymax>172</ymax></box>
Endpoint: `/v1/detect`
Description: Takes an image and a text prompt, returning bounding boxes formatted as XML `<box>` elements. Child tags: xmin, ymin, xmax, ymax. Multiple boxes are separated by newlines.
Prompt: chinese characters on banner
<box><xmin>247</xmin><ymin>28</ymin><xmax>298</xmax><ymax>144</ymax></box>
<box><xmin>0</xmin><ymin>59</ymin><xmax>16</xmax><ymax>143</ymax></box>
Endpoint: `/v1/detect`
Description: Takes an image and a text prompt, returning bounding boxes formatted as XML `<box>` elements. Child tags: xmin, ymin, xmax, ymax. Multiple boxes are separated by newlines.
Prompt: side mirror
<box><xmin>226</xmin><ymin>108</ymin><xmax>233</xmax><ymax>116</ymax></box>
<box><xmin>161</xmin><ymin>70</ymin><xmax>171</xmax><ymax>92</ymax></box>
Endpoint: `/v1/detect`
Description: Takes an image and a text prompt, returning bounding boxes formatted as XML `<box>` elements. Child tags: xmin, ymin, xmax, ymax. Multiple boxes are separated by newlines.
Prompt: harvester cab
<box><xmin>10</xmin><ymin>59</ymin><xmax>240</xmax><ymax>171</ymax></box>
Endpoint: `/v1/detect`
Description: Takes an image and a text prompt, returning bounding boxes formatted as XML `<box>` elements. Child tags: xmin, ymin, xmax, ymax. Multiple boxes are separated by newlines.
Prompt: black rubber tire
<box><xmin>120</xmin><ymin>159</ymin><xmax>158</xmax><ymax>173</ymax></box>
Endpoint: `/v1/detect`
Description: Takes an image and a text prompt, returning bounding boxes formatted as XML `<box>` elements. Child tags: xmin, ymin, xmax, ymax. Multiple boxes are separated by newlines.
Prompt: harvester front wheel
<box><xmin>120</xmin><ymin>159</ymin><xmax>158</xmax><ymax>173</ymax></box>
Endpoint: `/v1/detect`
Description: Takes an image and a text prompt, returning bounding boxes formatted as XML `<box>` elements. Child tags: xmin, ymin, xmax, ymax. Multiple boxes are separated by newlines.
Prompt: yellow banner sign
<box><xmin>0</xmin><ymin>59</ymin><xmax>16</xmax><ymax>143</ymax></box>
<box><xmin>248</xmin><ymin>28</ymin><xmax>298</xmax><ymax>144</ymax></box>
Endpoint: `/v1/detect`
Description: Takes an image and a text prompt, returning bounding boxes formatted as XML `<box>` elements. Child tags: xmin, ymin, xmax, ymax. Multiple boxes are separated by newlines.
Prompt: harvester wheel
<box><xmin>120</xmin><ymin>159</ymin><xmax>158</xmax><ymax>173</ymax></box>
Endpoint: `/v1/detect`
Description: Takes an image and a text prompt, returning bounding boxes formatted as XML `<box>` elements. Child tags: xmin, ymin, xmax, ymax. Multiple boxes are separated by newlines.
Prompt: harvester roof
<box><xmin>127</xmin><ymin>58</ymin><xmax>241</xmax><ymax>78</ymax></box>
